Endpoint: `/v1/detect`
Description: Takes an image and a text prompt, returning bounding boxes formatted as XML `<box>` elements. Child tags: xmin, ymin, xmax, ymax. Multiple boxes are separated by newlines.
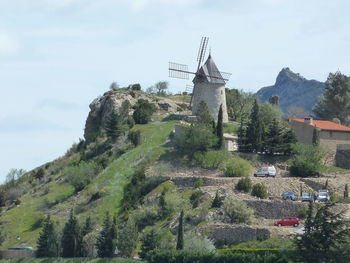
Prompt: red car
<box><xmin>274</xmin><ymin>217</ymin><xmax>301</xmax><ymax>227</ymax></box>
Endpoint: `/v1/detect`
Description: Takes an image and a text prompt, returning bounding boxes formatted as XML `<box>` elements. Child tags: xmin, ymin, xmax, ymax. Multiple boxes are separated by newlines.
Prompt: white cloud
<box><xmin>0</xmin><ymin>32</ymin><xmax>19</xmax><ymax>56</ymax></box>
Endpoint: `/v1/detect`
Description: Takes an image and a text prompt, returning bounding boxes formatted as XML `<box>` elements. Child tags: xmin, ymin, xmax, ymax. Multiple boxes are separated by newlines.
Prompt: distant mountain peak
<box><xmin>275</xmin><ymin>67</ymin><xmax>305</xmax><ymax>86</ymax></box>
<box><xmin>256</xmin><ymin>68</ymin><xmax>325</xmax><ymax>116</ymax></box>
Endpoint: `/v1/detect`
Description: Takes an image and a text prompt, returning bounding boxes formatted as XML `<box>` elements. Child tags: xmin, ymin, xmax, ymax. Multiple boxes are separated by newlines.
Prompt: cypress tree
<box><xmin>211</xmin><ymin>191</ymin><xmax>222</xmax><ymax>208</ymax></box>
<box><xmin>344</xmin><ymin>184</ymin><xmax>349</xmax><ymax>198</ymax></box>
<box><xmin>238</xmin><ymin>118</ymin><xmax>247</xmax><ymax>152</ymax></box>
<box><xmin>312</xmin><ymin>128</ymin><xmax>320</xmax><ymax>145</ymax></box>
<box><xmin>324</xmin><ymin>179</ymin><xmax>329</xmax><ymax>189</ymax></box>
<box><xmin>211</xmin><ymin>120</ymin><xmax>216</xmax><ymax>135</ymax></box>
<box><xmin>247</xmin><ymin>100</ymin><xmax>263</xmax><ymax>153</ymax></box>
<box><xmin>139</xmin><ymin>229</ymin><xmax>160</xmax><ymax>259</ymax></box>
<box><xmin>176</xmin><ymin>210</ymin><xmax>184</xmax><ymax>250</ymax></box>
<box><xmin>96</xmin><ymin>212</ymin><xmax>114</xmax><ymax>258</ymax></box>
<box><xmin>61</xmin><ymin>210</ymin><xmax>82</xmax><ymax>258</ymax></box>
<box><xmin>36</xmin><ymin>215</ymin><xmax>57</xmax><ymax>258</ymax></box>
<box><xmin>159</xmin><ymin>190</ymin><xmax>167</xmax><ymax>218</ymax></box>
<box><xmin>82</xmin><ymin>216</ymin><xmax>93</xmax><ymax>237</ymax></box>
<box><xmin>216</xmin><ymin>104</ymin><xmax>224</xmax><ymax>149</ymax></box>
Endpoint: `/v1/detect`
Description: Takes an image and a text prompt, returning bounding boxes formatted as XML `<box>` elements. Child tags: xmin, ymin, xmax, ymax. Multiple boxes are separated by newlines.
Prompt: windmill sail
<box><xmin>168</xmin><ymin>62</ymin><xmax>191</xmax><ymax>80</ymax></box>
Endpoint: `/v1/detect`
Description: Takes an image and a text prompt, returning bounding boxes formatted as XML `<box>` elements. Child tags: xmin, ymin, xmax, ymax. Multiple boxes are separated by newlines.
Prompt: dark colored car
<box><xmin>274</xmin><ymin>217</ymin><xmax>301</xmax><ymax>227</ymax></box>
<box><xmin>301</xmin><ymin>192</ymin><xmax>314</xmax><ymax>202</ymax></box>
<box><xmin>282</xmin><ymin>191</ymin><xmax>297</xmax><ymax>201</ymax></box>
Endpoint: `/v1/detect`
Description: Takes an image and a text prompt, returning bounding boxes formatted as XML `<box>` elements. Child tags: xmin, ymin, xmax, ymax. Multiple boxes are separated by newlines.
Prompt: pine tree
<box><xmin>295</xmin><ymin>203</ymin><xmax>350</xmax><ymax>263</ymax></box>
<box><xmin>247</xmin><ymin>100</ymin><xmax>263</xmax><ymax>153</ymax></box>
<box><xmin>139</xmin><ymin>229</ymin><xmax>160</xmax><ymax>259</ymax></box>
<box><xmin>159</xmin><ymin>190</ymin><xmax>167</xmax><ymax>218</ymax></box>
<box><xmin>216</xmin><ymin>104</ymin><xmax>224</xmax><ymax>149</ymax></box>
<box><xmin>105</xmin><ymin>111</ymin><xmax>122</xmax><ymax>141</ymax></box>
<box><xmin>265</xmin><ymin>118</ymin><xmax>281</xmax><ymax>155</ymax></box>
<box><xmin>344</xmin><ymin>184</ymin><xmax>349</xmax><ymax>198</ymax></box>
<box><xmin>61</xmin><ymin>210</ymin><xmax>82</xmax><ymax>258</ymax></box>
<box><xmin>117</xmin><ymin>218</ymin><xmax>138</xmax><ymax>257</ymax></box>
<box><xmin>196</xmin><ymin>100</ymin><xmax>212</xmax><ymax>125</ymax></box>
<box><xmin>36</xmin><ymin>215</ymin><xmax>57</xmax><ymax>258</ymax></box>
<box><xmin>211</xmin><ymin>191</ymin><xmax>222</xmax><ymax>208</ymax></box>
<box><xmin>176</xmin><ymin>210</ymin><xmax>184</xmax><ymax>250</ymax></box>
<box><xmin>96</xmin><ymin>212</ymin><xmax>114</xmax><ymax>258</ymax></box>
<box><xmin>238</xmin><ymin>118</ymin><xmax>247</xmax><ymax>152</ymax></box>
<box><xmin>281</xmin><ymin>127</ymin><xmax>297</xmax><ymax>155</ymax></box>
<box><xmin>82</xmin><ymin>216</ymin><xmax>93</xmax><ymax>237</ymax></box>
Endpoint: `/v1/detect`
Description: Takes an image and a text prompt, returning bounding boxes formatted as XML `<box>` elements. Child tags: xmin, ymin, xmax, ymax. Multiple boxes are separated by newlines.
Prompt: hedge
<box><xmin>146</xmin><ymin>249</ymin><xmax>292</xmax><ymax>263</ymax></box>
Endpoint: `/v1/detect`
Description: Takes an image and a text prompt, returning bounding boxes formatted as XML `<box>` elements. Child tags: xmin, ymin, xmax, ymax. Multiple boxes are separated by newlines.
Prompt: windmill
<box><xmin>168</xmin><ymin>37</ymin><xmax>231</xmax><ymax>122</ymax></box>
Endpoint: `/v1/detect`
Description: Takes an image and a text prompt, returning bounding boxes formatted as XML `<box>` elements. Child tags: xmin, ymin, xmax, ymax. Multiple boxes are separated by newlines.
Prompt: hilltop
<box><xmin>1</xmin><ymin>87</ymin><xmax>349</xmax><ymax>257</ymax></box>
<box><xmin>256</xmin><ymin>68</ymin><xmax>325</xmax><ymax>116</ymax></box>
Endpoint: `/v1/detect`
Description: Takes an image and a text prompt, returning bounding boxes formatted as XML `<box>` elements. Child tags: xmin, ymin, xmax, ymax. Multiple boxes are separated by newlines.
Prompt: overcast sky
<box><xmin>0</xmin><ymin>0</ymin><xmax>350</xmax><ymax>182</ymax></box>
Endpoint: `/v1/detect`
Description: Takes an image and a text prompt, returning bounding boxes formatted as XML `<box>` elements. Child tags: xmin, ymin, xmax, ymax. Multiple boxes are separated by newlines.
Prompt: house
<box><xmin>290</xmin><ymin>117</ymin><xmax>350</xmax><ymax>168</ymax></box>
<box><xmin>223</xmin><ymin>133</ymin><xmax>238</xmax><ymax>152</ymax></box>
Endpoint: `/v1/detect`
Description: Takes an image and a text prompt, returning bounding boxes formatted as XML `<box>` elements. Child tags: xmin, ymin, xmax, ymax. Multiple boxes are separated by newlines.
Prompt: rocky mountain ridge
<box><xmin>256</xmin><ymin>68</ymin><xmax>325</xmax><ymax>116</ymax></box>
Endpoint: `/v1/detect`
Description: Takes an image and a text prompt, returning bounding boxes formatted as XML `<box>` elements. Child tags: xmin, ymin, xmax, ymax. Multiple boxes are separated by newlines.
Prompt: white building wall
<box><xmin>192</xmin><ymin>82</ymin><xmax>228</xmax><ymax>123</ymax></box>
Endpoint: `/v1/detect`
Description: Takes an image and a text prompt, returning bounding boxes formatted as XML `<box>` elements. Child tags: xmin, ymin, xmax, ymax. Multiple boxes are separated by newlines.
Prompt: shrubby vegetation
<box><xmin>221</xmin><ymin>157</ymin><xmax>253</xmax><ymax>177</ymax></box>
<box><xmin>222</xmin><ymin>198</ymin><xmax>254</xmax><ymax>224</ymax></box>
<box><xmin>133</xmin><ymin>99</ymin><xmax>157</xmax><ymax>124</ymax></box>
<box><xmin>62</xmin><ymin>161</ymin><xmax>101</xmax><ymax>192</ymax></box>
<box><xmin>194</xmin><ymin>150</ymin><xmax>231</xmax><ymax>169</ymax></box>
<box><xmin>290</xmin><ymin>143</ymin><xmax>326</xmax><ymax>177</ymax></box>
<box><xmin>236</xmin><ymin>177</ymin><xmax>252</xmax><ymax>193</ymax></box>
<box><xmin>251</xmin><ymin>183</ymin><xmax>268</xmax><ymax>199</ymax></box>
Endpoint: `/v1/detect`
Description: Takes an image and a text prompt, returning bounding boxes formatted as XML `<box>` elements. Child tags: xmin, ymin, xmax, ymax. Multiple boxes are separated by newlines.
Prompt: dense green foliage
<box><xmin>62</xmin><ymin>161</ymin><xmax>101</xmax><ymax>192</ymax></box>
<box><xmin>225</xmin><ymin>89</ymin><xmax>255</xmax><ymax>121</ymax></box>
<box><xmin>221</xmin><ymin>157</ymin><xmax>253</xmax><ymax>177</ymax></box>
<box><xmin>236</xmin><ymin>177</ymin><xmax>252</xmax><ymax>193</ymax></box>
<box><xmin>247</xmin><ymin>99</ymin><xmax>263</xmax><ymax>152</ymax></box>
<box><xmin>96</xmin><ymin>212</ymin><xmax>116</xmax><ymax>258</ymax></box>
<box><xmin>147</xmin><ymin>249</ymin><xmax>289</xmax><ymax>263</ymax></box>
<box><xmin>314</xmin><ymin>71</ymin><xmax>350</xmax><ymax>125</ymax></box>
<box><xmin>196</xmin><ymin>101</ymin><xmax>213</xmax><ymax>124</ymax></box>
<box><xmin>61</xmin><ymin>210</ymin><xmax>83</xmax><ymax>258</ymax></box>
<box><xmin>193</xmin><ymin>150</ymin><xmax>231</xmax><ymax>169</ymax></box>
<box><xmin>173</xmin><ymin>124</ymin><xmax>218</xmax><ymax>158</ymax></box>
<box><xmin>290</xmin><ymin>143</ymin><xmax>326</xmax><ymax>177</ymax></box>
<box><xmin>251</xmin><ymin>183</ymin><xmax>268</xmax><ymax>198</ymax></box>
<box><xmin>211</xmin><ymin>191</ymin><xmax>222</xmax><ymax>208</ymax></box>
<box><xmin>36</xmin><ymin>215</ymin><xmax>59</xmax><ymax>258</ymax></box>
<box><xmin>295</xmin><ymin>202</ymin><xmax>350</xmax><ymax>263</ymax></box>
<box><xmin>176</xmin><ymin>211</ymin><xmax>184</xmax><ymax>250</ymax></box>
<box><xmin>140</xmin><ymin>228</ymin><xmax>160</xmax><ymax>259</ymax></box>
<box><xmin>222</xmin><ymin>198</ymin><xmax>254</xmax><ymax>224</ymax></box>
<box><xmin>132</xmin><ymin>99</ymin><xmax>156</xmax><ymax>124</ymax></box>
<box><xmin>216</xmin><ymin>105</ymin><xmax>224</xmax><ymax>149</ymax></box>
<box><xmin>128</xmin><ymin>130</ymin><xmax>142</xmax><ymax>146</ymax></box>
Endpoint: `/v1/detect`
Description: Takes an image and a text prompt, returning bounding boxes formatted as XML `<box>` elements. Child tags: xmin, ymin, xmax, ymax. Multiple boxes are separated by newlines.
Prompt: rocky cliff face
<box><xmin>256</xmin><ymin>68</ymin><xmax>325</xmax><ymax>116</ymax></box>
<box><xmin>84</xmin><ymin>89</ymin><xmax>185</xmax><ymax>142</ymax></box>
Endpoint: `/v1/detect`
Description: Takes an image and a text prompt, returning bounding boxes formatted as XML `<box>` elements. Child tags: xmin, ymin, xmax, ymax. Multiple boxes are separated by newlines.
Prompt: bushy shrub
<box><xmin>173</xmin><ymin>124</ymin><xmax>218</xmax><ymax>158</ymax></box>
<box><xmin>222</xmin><ymin>198</ymin><xmax>254</xmax><ymax>224</ymax></box>
<box><xmin>128</xmin><ymin>129</ymin><xmax>142</xmax><ymax>146</ymax></box>
<box><xmin>211</xmin><ymin>191</ymin><xmax>222</xmax><ymax>208</ymax></box>
<box><xmin>133</xmin><ymin>99</ymin><xmax>156</xmax><ymax>124</ymax></box>
<box><xmin>164</xmin><ymin>192</ymin><xmax>190</xmax><ymax>216</ymax></box>
<box><xmin>62</xmin><ymin>161</ymin><xmax>100</xmax><ymax>192</ymax></box>
<box><xmin>131</xmin><ymin>205</ymin><xmax>159</xmax><ymax>230</ymax></box>
<box><xmin>190</xmin><ymin>190</ymin><xmax>205</xmax><ymax>208</ymax></box>
<box><xmin>297</xmin><ymin>206</ymin><xmax>308</xmax><ymax>219</ymax></box>
<box><xmin>222</xmin><ymin>157</ymin><xmax>253</xmax><ymax>177</ymax></box>
<box><xmin>194</xmin><ymin>150</ymin><xmax>231</xmax><ymax>169</ymax></box>
<box><xmin>330</xmin><ymin>193</ymin><xmax>340</xmax><ymax>203</ymax></box>
<box><xmin>251</xmin><ymin>183</ymin><xmax>268</xmax><ymax>199</ymax></box>
<box><xmin>184</xmin><ymin>232</ymin><xmax>215</xmax><ymax>253</ymax></box>
<box><xmin>236</xmin><ymin>177</ymin><xmax>252</xmax><ymax>193</ymax></box>
<box><xmin>290</xmin><ymin>143</ymin><xmax>326</xmax><ymax>177</ymax></box>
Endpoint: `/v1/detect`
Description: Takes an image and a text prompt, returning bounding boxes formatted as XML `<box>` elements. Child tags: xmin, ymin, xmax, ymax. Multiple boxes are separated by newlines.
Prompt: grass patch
<box><xmin>223</xmin><ymin>122</ymin><xmax>238</xmax><ymax>135</ymax></box>
<box><xmin>319</xmin><ymin>165</ymin><xmax>349</xmax><ymax>174</ymax></box>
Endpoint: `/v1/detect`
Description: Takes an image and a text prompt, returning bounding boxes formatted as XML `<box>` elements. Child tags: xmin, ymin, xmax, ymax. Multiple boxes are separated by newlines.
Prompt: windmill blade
<box><xmin>219</xmin><ymin>71</ymin><xmax>232</xmax><ymax>81</ymax></box>
<box><xmin>185</xmin><ymin>84</ymin><xmax>193</xmax><ymax>93</ymax></box>
<box><xmin>169</xmin><ymin>62</ymin><xmax>196</xmax><ymax>80</ymax></box>
<box><xmin>196</xmin><ymin>37</ymin><xmax>209</xmax><ymax>70</ymax></box>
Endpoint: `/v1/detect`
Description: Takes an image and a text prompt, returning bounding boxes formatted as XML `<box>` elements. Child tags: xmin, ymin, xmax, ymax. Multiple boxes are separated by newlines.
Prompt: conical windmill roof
<box><xmin>193</xmin><ymin>54</ymin><xmax>225</xmax><ymax>85</ymax></box>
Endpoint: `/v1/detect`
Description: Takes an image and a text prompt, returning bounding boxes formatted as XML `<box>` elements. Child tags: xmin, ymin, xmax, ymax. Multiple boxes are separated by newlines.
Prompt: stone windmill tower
<box><xmin>169</xmin><ymin>37</ymin><xmax>231</xmax><ymax>122</ymax></box>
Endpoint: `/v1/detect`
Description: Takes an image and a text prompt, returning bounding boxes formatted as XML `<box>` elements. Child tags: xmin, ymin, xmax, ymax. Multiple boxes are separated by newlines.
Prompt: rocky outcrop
<box><xmin>256</xmin><ymin>68</ymin><xmax>325</xmax><ymax>116</ymax></box>
<box><xmin>84</xmin><ymin>89</ymin><xmax>185</xmax><ymax>142</ymax></box>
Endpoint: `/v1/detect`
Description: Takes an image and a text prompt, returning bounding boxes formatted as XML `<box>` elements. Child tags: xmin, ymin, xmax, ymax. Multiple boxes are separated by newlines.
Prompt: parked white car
<box><xmin>254</xmin><ymin>166</ymin><xmax>276</xmax><ymax>177</ymax></box>
<box><xmin>316</xmin><ymin>189</ymin><xmax>330</xmax><ymax>202</ymax></box>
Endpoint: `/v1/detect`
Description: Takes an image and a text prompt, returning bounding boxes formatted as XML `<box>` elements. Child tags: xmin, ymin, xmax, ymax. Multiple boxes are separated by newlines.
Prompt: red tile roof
<box><xmin>292</xmin><ymin>118</ymin><xmax>350</xmax><ymax>132</ymax></box>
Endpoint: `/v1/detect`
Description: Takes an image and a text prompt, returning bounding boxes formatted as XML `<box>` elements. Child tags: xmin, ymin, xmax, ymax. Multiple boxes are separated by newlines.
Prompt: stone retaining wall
<box><xmin>245</xmin><ymin>200</ymin><xmax>307</xmax><ymax>219</ymax></box>
<box><xmin>171</xmin><ymin>176</ymin><xmax>231</xmax><ymax>187</ymax></box>
<box><xmin>0</xmin><ymin>250</ymin><xmax>35</xmax><ymax>259</ymax></box>
<box><xmin>208</xmin><ymin>225</ymin><xmax>271</xmax><ymax>245</ymax></box>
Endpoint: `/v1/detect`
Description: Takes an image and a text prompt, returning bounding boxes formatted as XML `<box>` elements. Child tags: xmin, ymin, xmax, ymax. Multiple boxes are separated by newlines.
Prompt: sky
<box><xmin>0</xmin><ymin>0</ymin><xmax>350</xmax><ymax>182</ymax></box>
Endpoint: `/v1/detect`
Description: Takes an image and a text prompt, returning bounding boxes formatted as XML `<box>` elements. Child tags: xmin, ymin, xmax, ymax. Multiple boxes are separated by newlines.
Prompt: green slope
<box><xmin>0</xmin><ymin>121</ymin><xmax>176</xmax><ymax>249</ymax></box>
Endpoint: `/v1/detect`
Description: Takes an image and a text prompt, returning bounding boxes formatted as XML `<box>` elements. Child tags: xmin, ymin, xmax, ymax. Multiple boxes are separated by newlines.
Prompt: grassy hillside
<box><xmin>0</xmin><ymin>121</ymin><xmax>176</xmax><ymax>249</ymax></box>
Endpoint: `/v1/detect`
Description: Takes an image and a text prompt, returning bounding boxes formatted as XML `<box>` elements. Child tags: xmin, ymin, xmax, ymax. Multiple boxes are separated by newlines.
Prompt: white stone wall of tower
<box><xmin>192</xmin><ymin>82</ymin><xmax>228</xmax><ymax>123</ymax></box>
